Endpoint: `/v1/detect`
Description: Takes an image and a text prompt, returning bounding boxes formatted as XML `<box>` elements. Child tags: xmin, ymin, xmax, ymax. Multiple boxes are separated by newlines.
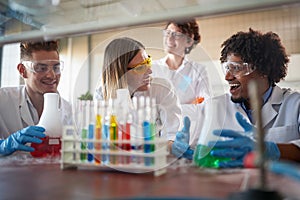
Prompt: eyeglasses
<box><xmin>163</xmin><ymin>29</ymin><xmax>186</xmax><ymax>40</ymax></box>
<box><xmin>222</xmin><ymin>61</ymin><xmax>256</xmax><ymax>78</ymax></box>
<box><xmin>22</xmin><ymin>60</ymin><xmax>64</xmax><ymax>75</ymax></box>
<box><xmin>127</xmin><ymin>55</ymin><xmax>152</xmax><ymax>74</ymax></box>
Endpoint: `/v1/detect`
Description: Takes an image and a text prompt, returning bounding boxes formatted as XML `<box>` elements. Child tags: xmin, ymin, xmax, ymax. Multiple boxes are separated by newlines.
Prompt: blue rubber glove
<box><xmin>0</xmin><ymin>126</ymin><xmax>46</xmax><ymax>156</ymax></box>
<box><xmin>208</xmin><ymin>112</ymin><xmax>280</xmax><ymax>168</ymax></box>
<box><xmin>171</xmin><ymin>116</ymin><xmax>194</xmax><ymax>160</ymax></box>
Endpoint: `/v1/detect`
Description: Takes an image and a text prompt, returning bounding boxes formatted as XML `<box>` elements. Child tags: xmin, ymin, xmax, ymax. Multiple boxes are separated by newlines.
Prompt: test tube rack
<box><xmin>60</xmin><ymin>125</ymin><xmax>169</xmax><ymax>176</ymax></box>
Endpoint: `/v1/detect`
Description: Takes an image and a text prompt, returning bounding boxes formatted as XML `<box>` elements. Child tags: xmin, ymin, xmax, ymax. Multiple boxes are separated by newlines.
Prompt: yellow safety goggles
<box><xmin>127</xmin><ymin>55</ymin><xmax>152</xmax><ymax>74</ymax></box>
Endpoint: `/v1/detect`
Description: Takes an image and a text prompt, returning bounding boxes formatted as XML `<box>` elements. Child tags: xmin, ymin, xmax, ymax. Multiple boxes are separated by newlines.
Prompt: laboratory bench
<box><xmin>0</xmin><ymin>155</ymin><xmax>300</xmax><ymax>200</ymax></box>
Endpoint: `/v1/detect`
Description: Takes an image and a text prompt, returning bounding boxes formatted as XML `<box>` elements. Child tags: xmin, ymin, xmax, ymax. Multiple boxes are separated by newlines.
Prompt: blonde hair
<box><xmin>101</xmin><ymin>37</ymin><xmax>145</xmax><ymax>99</ymax></box>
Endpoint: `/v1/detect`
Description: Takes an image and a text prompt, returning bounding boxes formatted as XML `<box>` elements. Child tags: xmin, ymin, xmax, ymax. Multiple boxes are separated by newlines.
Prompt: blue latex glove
<box><xmin>171</xmin><ymin>116</ymin><xmax>194</xmax><ymax>160</ymax></box>
<box><xmin>208</xmin><ymin>112</ymin><xmax>280</xmax><ymax>168</ymax></box>
<box><xmin>0</xmin><ymin>126</ymin><xmax>46</xmax><ymax>156</ymax></box>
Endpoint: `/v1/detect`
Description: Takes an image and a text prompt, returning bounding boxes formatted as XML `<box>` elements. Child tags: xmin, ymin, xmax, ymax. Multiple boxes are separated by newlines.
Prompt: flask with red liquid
<box><xmin>31</xmin><ymin>93</ymin><xmax>63</xmax><ymax>158</ymax></box>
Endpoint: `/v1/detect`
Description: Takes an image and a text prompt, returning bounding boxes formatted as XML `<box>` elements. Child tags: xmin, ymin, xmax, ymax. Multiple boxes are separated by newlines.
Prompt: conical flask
<box><xmin>38</xmin><ymin>93</ymin><xmax>62</xmax><ymax>137</ymax></box>
<box><xmin>30</xmin><ymin>93</ymin><xmax>62</xmax><ymax>158</ymax></box>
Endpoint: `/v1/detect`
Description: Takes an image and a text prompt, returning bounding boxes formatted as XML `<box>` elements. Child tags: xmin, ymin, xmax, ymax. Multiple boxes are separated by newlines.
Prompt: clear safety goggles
<box><xmin>163</xmin><ymin>29</ymin><xmax>186</xmax><ymax>40</ymax></box>
<box><xmin>222</xmin><ymin>61</ymin><xmax>256</xmax><ymax>78</ymax></box>
<box><xmin>22</xmin><ymin>60</ymin><xmax>64</xmax><ymax>75</ymax></box>
<box><xmin>127</xmin><ymin>55</ymin><xmax>152</xmax><ymax>74</ymax></box>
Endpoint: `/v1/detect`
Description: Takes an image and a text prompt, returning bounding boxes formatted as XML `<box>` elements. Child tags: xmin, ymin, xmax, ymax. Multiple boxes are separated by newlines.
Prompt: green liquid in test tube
<box><xmin>80</xmin><ymin>100</ymin><xmax>87</xmax><ymax>162</ymax></box>
<box><xmin>80</xmin><ymin>128</ymin><xmax>87</xmax><ymax>161</ymax></box>
<box><xmin>150</xmin><ymin>123</ymin><xmax>155</xmax><ymax>164</ymax></box>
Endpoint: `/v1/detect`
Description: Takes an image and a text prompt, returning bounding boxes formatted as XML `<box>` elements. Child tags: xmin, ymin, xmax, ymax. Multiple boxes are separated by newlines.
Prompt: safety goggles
<box><xmin>222</xmin><ymin>61</ymin><xmax>256</xmax><ymax>78</ymax></box>
<box><xmin>163</xmin><ymin>29</ymin><xmax>186</xmax><ymax>40</ymax></box>
<box><xmin>22</xmin><ymin>60</ymin><xmax>64</xmax><ymax>75</ymax></box>
<box><xmin>127</xmin><ymin>55</ymin><xmax>152</xmax><ymax>74</ymax></box>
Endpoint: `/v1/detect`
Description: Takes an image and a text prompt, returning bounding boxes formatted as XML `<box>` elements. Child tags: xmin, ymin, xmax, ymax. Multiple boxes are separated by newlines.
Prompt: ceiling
<box><xmin>0</xmin><ymin>0</ymin><xmax>299</xmax><ymax>45</ymax></box>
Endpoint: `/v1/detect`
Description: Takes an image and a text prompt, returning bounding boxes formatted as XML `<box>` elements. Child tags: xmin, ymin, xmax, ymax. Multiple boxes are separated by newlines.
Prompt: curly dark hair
<box><xmin>165</xmin><ymin>18</ymin><xmax>201</xmax><ymax>54</ymax></box>
<box><xmin>20</xmin><ymin>40</ymin><xmax>59</xmax><ymax>61</ymax></box>
<box><xmin>220</xmin><ymin>28</ymin><xmax>289</xmax><ymax>85</ymax></box>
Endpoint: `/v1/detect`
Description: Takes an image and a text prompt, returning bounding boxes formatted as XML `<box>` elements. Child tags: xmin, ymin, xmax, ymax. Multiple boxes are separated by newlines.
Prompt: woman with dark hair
<box><xmin>151</xmin><ymin>19</ymin><xmax>212</xmax><ymax>148</ymax></box>
<box><xmin>152</xmin><ymin>18</ymin><xmax>211</xmax><ymax>103</ymax></box>
<box><xmin>95</xmin><ymin>37</ymin><xmax>194</xmax><ymax>159</ymax></box>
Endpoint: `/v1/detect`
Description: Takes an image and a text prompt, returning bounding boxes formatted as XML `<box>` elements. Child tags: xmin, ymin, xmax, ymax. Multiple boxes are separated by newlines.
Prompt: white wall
<box><xmin>1</xmin><ymin>43</ymin><xmax>20</xmax><ymax>87</ymax></box>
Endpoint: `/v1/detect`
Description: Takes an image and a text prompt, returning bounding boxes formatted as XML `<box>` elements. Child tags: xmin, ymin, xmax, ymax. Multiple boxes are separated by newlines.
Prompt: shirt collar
<box><xmin>240</xmin><ymin>86</ymin><xmax>273</xmax><ymax>123</ymax></box>
<box><xmin>262</xmin><ymin>86</ymin><xmax>273</xmax><ymax>105</ymax></box>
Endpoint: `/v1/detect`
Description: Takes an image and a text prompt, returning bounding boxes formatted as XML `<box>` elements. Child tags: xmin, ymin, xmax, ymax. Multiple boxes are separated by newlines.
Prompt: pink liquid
<box><xmin>30</xmin><ymin>136</ymin><xmax>61</xmax><ymax>158</ymax></box>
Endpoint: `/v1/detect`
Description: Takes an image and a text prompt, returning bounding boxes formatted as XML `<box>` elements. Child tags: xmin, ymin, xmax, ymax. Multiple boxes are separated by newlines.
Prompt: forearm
<box><xmin>277</xmin><ymin>143</ymin><xmax>300</xmax><ymax>162</ymax></box>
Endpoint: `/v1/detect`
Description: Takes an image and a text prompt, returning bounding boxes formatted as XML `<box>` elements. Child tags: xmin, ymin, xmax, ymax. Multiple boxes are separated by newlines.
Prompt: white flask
<box><xmin>38</xmin><ymin>93</ymin><xmax>62</xmax><ymax>137</ymax></box>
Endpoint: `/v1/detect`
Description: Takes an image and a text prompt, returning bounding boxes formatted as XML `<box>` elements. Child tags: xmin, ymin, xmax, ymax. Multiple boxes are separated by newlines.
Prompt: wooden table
<box><xmin>0</xmin><ymin>155</ymin><xmax>300</xmax><ymax>200</ymax></box>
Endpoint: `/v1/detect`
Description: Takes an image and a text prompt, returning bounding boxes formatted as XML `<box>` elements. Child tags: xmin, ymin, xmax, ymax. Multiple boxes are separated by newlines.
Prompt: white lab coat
<box><xmin>190</xmin><ymin>86</ymin><xmax>300</xmax><ymax>149</ymax></box>
<box><xmin>152</xmin><ymin>56</ymin><xmax>211</xmax><ymax>103</ymax></box>
<box><xmin>0</xmin><ymin>86</ymin><xmax>72</xmax><ymax>139</ymax></box>
<box><xmin>152</xmin><ymin>56</ymin><xmax>212</xmax><ymax>141</ymax></box>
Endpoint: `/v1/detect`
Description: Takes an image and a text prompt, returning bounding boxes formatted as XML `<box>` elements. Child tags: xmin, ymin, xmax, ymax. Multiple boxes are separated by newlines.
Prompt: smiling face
<box><xmin>225</xmin><ymin>53</ymin><xmax>269</xmax><ymax>107</ymax></box>
<box><xmin>163</xmin><ymin>23</ymin><xmax>193</xmax><ymax>57</ymax></box>
<box><xmin>126</xmin><ymin>49</ymin><xmax>152</xmax><ymax>94</ymax></box>
<box><xmin>19</xmin><ymin>50</ymin><xmax>61</xmax><ymax>97</ymax></box>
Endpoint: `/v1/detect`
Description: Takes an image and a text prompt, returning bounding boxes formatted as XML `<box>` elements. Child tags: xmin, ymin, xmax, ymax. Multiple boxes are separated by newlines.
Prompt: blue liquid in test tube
<box><xmin>87</xmin><ymin>124</ymin><xmax>94</xmax><ymax>162</ymax></box>
<box><xmin>143</xmin><ymin>121</ymin><xmax>151</xmax><ymax>166</ymax></box>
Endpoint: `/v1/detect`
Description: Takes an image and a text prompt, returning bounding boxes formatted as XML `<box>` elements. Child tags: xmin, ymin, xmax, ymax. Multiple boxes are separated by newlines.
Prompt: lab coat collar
<box><xmin>232</xmin><ymin>86</ymin><xmax>282</xmax><ymax>128</ymax></box>
<box><xmin>19</xmin><ymin>86</ymin><xmax>35</xmax><ymax>126</ymax></box>
<box><xmin>261</xmin><ymin>85</ymin><xmax>283</xmax><ymax>128</ymax></box>
<box><xmin>163</xmin><ymin>55</ymin><xmax>188</xmax><ymax>73</ymax></box>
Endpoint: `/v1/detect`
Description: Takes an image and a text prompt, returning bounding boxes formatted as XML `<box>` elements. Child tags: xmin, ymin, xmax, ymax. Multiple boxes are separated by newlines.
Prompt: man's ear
<box><xmin>17</xmin><ymin>63</ymin><xmax>27</xmax><ymax>78</ymax></box>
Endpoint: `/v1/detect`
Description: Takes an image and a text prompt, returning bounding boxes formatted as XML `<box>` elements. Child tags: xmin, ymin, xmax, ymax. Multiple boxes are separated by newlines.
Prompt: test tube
<box><xmin>109</xmin><ymin>99</ymin><xmax>118</xmax><ymax>164</ymax></box>
<box><xmin>150</xmin><ymin>98</ymin><xmax>157</xmax><ymax>165</ymax></box>
<box><xmin>144</xmin><ymin>97</ymin><xmax>152</xmax><ymax>166</ymax></box>
<box><xmin>124</xmin><ymin>113</ymin><xmax>132</xmax><ymax>164</ymax></box>
<box><xmin>87</xmin><ymin>100</ymin><xmax>94</xmax><ymax>162</ymax></box>
<box><xmin>116</xmin><ymin>89</ymin><xmax>131</xmax><ymax>165</ymax></box>
<box><xmin>137</xmin><ymin>96</ymin><xmax>145</xmax><ymax>165</ymax></box>
<box><xmin>80</xmin><ymin>100</ymin><xmax>87</xmax><ymax>162</ymax></box>
<box><xmin>117</xmin><ymin>101</ymin><xmax>128</xmax><ymax>165</ymax></box>
<box><xmin>131</xmin><ymin>96</ymin><xmax>138</xmax><ymax>165</ymax></box>
<box><xmin>102</xmin><ymin>101</ymin><xmax>110</xmax><ymax>164</ymax></box>
<box><xmin>94</xmin><ymin>100</ymin><xmax>104</xmax><ymax>164</ymax></box>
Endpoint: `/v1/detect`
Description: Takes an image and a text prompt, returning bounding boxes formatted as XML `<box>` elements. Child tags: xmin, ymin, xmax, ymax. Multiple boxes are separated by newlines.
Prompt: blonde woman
<box><xmin>95</xmin><ymin>37</ymin><xmax>193</xmax><ymax>159</ymax></box>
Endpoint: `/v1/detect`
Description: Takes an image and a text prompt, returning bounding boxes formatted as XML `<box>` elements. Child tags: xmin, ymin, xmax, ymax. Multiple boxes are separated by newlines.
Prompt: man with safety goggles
<box><xmin>0</xmin><ymin>40</ymin><xmax>72</xmax><ymax>156</ymax></box>
<box><xmin>178</xmin><ymin>29</ymin><xmax>300</xmax><ymax>167</ymax></box>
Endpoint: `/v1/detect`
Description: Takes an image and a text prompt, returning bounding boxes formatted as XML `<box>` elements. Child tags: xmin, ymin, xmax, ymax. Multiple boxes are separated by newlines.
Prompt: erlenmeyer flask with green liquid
<box><xmin>193</xmin><ymin>98</ymin><xmax>231</xmax><ymax>168</ymax></box>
